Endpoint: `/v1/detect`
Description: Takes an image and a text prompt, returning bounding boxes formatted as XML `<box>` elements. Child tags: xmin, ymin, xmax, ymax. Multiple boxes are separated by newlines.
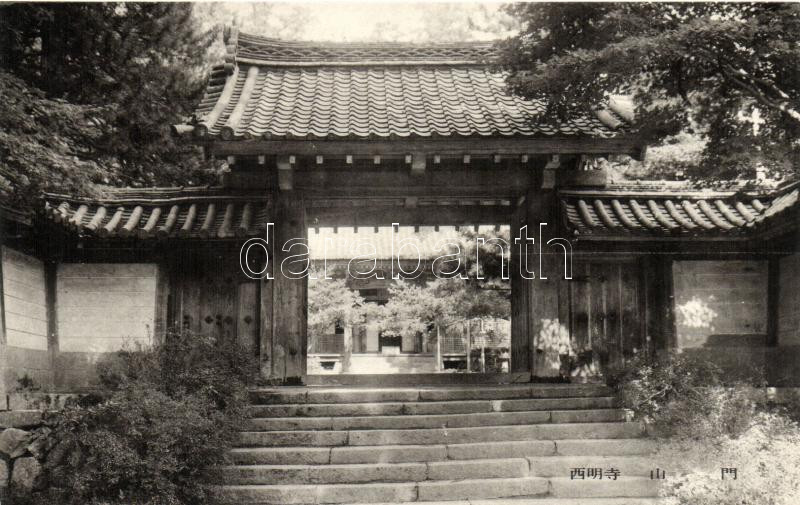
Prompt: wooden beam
<box><xmin>306</xmin><ymin>205</ymin><xmax>512</xmax><ymax>227</ymax></box>
<box><xmin>294</xmin><ymin>168</ymin><xmax>533</xmax><ymax>199</ymax></box>
<box><xmin>208</xmin><ymin>137</ymin><xmax>647</xmax><ymax>158</ymax></box>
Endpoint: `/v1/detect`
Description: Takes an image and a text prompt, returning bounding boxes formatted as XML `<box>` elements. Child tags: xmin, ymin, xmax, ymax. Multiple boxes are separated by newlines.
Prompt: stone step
<box><xmin>339</xmin><ymin>499</ymin><xmax>666</xmax><ymax>505</ymax></box>
<box><xmin>217</xmin><ymin>477</ymin><xmax>550</xmax><ymax>504</ymax></box>
<box><xmin>245</xmin><ymin>409</ymin><xmax>627</xmax><ymax>431</ymax></box>
<box><xmin>237</xmin><ymin>422</ymin><xmax>645</xmax><ymax>447</ymax></box>
<box><xmin>229</xmin><ymin>439</ymin><xmax>658</xmax><ymax>466</ymax></box>
<box><xmin>219</xmin><ymin>458</ymin><xmax>529</xmax><ymax>485</ymax></box>
<box><xmin>249</xmin><ymin>384</ymin><xmax>613</xmax><ymax>405</ymax></box>
<box><xmin>550</xmin><ymin>477</ymin><xmax>662</xmax><ymax>498</ymax></box>
<box><xmin>248</xmin><ymin>396</ymin><xmax>618</xmax><ymax>418</ymax></box>
<box><xmin>528</xmin><ymin>456</ymin><xmax>664</xmax><ymax>478</ymax></box>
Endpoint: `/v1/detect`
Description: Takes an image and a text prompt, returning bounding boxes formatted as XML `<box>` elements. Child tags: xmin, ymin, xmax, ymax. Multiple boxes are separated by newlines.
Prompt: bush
<box><xmin>17</xmin><ymin>331</ymin><xmax>257</xmax><ymax>505</ymax></box>
<box><xmin>609</xmin><ymin>350</ymin><xmax>800</xmax><ymax>505</ymax></box>
<box><xmin>661</xmin><ymin>412</ymin><xmax>800</xmax><ymax>505</ymax></box>
<box><xmin>607</xmin><ymin>351</ymin><xmax>764</xmax><ymax>439</ymax></box>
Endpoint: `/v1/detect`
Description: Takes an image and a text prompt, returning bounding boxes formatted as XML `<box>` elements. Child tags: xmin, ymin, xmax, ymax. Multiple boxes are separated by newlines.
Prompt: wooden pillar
<box><xmin>528</xmin><ymin>187</ymin><xmax>565</xmax><ymax>377</ymax></box>
<box><xmin>642</xmin><ymin>254</ymin><xmax>675</xmax><ymax>355</ymax></box>
<box><xmin>435</xmin><ymin>324</ymin><xmax>442</xmax><ymax>371</ymax></box>
<box><xmin>0</xmin><ymin>247</ymin><xmax>7</xmax><ymax>406</ymax></box>
<box><xmin>45</xmin><ymin>260</ymin><xmax>58</xmax><ymax>390</ymax></box>
<box><xmin>766</xmin><ymin>256</ymin><xmax>780</xmax><ymax>347</ymax></box>
<box><xmin>342</xmin><ymin>324</ymin><xmax>353</xmax><ymax>373</ymax></box>
<box><xmin>268</xmin><ymin>191</ymin><xmax>308</xmax><ymax>383</ymax></box>
<box><xmin>510</xmin><ymin>197</ymin><xmax>531</xmax><ymax>373</ymax></box>
<box><xmin>259</xmin><ymin>261</ymin><xmax>273</xmax><ymax>378</ymax></box>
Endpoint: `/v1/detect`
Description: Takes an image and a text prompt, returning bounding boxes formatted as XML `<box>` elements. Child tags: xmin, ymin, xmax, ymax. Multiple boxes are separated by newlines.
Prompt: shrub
<box><xmin>19</xmin><ymin>331</ymin><xmax>257</xmax><ymax>505</ymax></box>
<box><xmin>609</xmin><ymin>350</ymin><xmax>800</xmax><ymax>504</ymax></box>
<box><xmin>661</xmin><ymin>412</ymin><xmax>800</xmax><ymax>505</ymax></box>
<box><xmin>607</xmin><ymin>351</ymin><xmax>763</xmax><ymax>439</ymax></box>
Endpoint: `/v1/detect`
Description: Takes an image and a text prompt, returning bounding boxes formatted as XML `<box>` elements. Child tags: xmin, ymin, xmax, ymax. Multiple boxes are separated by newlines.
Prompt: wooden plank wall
<box><xmin>568</xmin><ymin>260</ymin><xmax>643</xmax><ymax>375</ymax></box>
<box><xmin>170</xmin><ymin>249</ymin><xmax>260</xmax><ymax>351</ymax></box>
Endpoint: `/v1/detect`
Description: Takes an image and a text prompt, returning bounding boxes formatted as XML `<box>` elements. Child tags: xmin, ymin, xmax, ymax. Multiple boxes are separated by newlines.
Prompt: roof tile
<box><xmin>187</xmin><ymin>35</ymin><xmax>631</xmax><ymax>140</ymax></box>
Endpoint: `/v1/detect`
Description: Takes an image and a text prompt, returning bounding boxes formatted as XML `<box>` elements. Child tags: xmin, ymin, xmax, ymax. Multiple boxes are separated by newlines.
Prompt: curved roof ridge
<box><xmin>233</xmin><ymin>30</ymin><xmax>500</xmax><ymax>66</ymax></box>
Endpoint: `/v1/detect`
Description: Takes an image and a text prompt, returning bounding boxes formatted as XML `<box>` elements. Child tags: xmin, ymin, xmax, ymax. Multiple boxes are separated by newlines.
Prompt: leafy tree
<box><xmin>0</xmin><ymin>72</ymin><xmax>109</xmax><ymax>206</ymax></box>
<box><xmin>500</xmin><ymin>3</ymin><xmax>800</xmax><ymax>180</ymax></box>
<box><xmin>0</xmin><ymin>3</ymin><xmax>221</xmax><ymax>206</ymax></box>
<box><xmin>307</xmin><ymin>266</ymin><xmax>372</xmax><ymax>338</ymax></box>
<box><xmin>379</xmin><ymin>229</ymin><xmax>511</xmax><ymax>339</ymax></box>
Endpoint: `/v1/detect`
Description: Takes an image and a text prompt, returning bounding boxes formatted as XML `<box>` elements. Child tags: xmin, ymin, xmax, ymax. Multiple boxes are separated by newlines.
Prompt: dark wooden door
<box><xmin>569</xmin><ymin>260</ymin><xmax>643</xmax><ymax>376</ymax></box>
<box><xmin>170</xmin><ymin>249</ymin><xmax>260</xmax><ymax>353</ymax></box>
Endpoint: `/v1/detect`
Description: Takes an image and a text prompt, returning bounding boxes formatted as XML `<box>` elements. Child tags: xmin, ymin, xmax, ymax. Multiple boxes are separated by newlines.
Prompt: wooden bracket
<box><xmin>277</xmin><ymin>155</ymin><xmax>294</xmax><ymax>191</ymax></box>
<box><xmin>411</xmin><ymin>153</ymin><xmax>426</xmax><ymax>176</ymax></box>
<box><xmin>544</xmin><ymin>154</ymin><xmax>560</xmax><ymax>169</ymax></box>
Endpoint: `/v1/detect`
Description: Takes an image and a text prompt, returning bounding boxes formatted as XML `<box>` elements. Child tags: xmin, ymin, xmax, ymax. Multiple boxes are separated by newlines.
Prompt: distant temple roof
<box><xmin>177</xmin><ymin>31</ymin><xmax>632</xmax><ymax>141</ymax></box>
<box><xmin>39</xmin><ymin>180</ymin><xmax>799</xmax><ymax>242</ymax></box>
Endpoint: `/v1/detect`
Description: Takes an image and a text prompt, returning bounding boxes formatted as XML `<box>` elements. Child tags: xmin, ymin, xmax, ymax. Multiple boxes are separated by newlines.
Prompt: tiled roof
<box><xmin>185</xmin><ymin>32</ymin><xmax>631</xmax><ymax>141</ymax></box>
<box><xmin>40</xmin><ymin>181</ymin><xmax>800</xmax><ymax>242</ymax></box>
<box><xmin>308</xmin><ymin>225</ymin><xmax>509</xmax><ymax>260</ymax></box>
<box><xmin>236</xmin><ymin>33</ymin><xmax>499</xmax><ymax>65</ymax></box>
<box><xmin>560</xmin><ymin>181</ymin><xmax>799</xmax><ymax>239</ymax></box>
<box><xmin>43</xmin><ymin>188</ymin><xmax>270</xmax><ymax>240</ymax></box>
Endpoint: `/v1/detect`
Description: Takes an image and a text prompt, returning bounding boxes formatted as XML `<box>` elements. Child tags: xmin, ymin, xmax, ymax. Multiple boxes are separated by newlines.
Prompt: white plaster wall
<box><xmin>778</xmin><ymin>254</ymin><xmax>800</xmax><ymax>346</ymax></box>
<box><xmin>57</xmin><ymin>263</ymin><xmax>157</xmax><ymax>353</ymax></box>
<box><xmin>673</xmin><ymin>260</ymin><xmax>768</xmax><ymax>348</ymax></box>
<box><xmin>2</xmin><ymin>247</ymin><xmax>48</xmax><ymax>351</ymax></box>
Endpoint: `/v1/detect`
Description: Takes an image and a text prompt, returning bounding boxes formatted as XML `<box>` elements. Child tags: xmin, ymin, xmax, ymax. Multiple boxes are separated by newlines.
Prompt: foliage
<box><xmin>0</xmin><ymin>72</ymin><xmax>110</xmax><ymax>207</ymax></box>
<box><xmin>19</xmin><ymin>332</ymin><xmax>256</xmax><ymax>505</ymax></box>
<box><xmin>610</xmin><ymin>350</ymin><xmax>800</xmax><ymax>504</ymax></box>
<box><xmin>607</xmin><ymin>351</ymin><xmax>764</xmax><ymax>439</ymax></box>
<box><xmin>307</xmin><ymin>266</ymin><xmax>379</xmax><ymax>337</ymax></box>
<box><xmin>501</xmin><ymin>3</ymin><xmax>800</xmax><ymax>180</ymax></box>
<box><xmin>377</xmin><ymin>228</ymin><xmax>511</xmax><ymax>340</ymax></box>
<box><xmin>660</xmin><ymin>412</ymin><xmax>800</xmax><ymax>505</ymax></box>
<box><xmin>0</xmin><ymin>3</ymin><xmax>221</xmax><ymax>207</ymax></box>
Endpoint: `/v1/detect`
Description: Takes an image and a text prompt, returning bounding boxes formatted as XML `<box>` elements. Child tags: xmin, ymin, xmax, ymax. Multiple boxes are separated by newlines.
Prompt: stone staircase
<box><xmin>218</xmin><ymin>384</ymin><xmax>664</xmax><ymax>504</ymax></box>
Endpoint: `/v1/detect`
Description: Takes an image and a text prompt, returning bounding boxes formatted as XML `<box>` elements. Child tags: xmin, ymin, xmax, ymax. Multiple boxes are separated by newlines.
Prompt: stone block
<box><xmin>0</xmin><ymin>459</ymin><xmax>8</xmax><ymax>488</ymax></box>
<box><xmin>0</xmin><ymin>428</ymin><xmax>31</xmax><ymax>459</ymax></box>
<box><xmin>329</xmin><ymin>444</ymin><xmax>447</xmax><ymax>464</ymax></box>
<box><xmin>0</xmin><ymin>411</ymin><xmax>43</xmax><ymax>429</ymax></box>
<box><xmin>418</xmin><ymin>477</ymin><xmax>548</xmax><ymax>501</ymax></box>
<box><xmin>426</xmin><ymin>458</ymin><xmax>529</xmax><ymax>480</ymax></box>
<box><xmin>238</xmin><ymin>430</ymin><xmax>348</xmax><ymax>447</ymax></box>
<box><xmin>229</xmin><ymin>447</ymin><xmax>331</xmax><ymax>466</ymax></box>
<box><xmin>10</xmin><ymin>457</ymin><xmax>41</xmax><ymax>491</ymax></box>
<box><xmin>446</xmin><ymin>440</ymin><xmax>556</xmax><ymax>460</ymax></box>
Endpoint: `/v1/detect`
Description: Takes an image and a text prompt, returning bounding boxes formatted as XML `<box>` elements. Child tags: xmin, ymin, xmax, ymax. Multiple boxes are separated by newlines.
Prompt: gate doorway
<box><xmin>305</xmin><ymin>225</ymin><xmax>512</xmax><ymax>378</ymax></box>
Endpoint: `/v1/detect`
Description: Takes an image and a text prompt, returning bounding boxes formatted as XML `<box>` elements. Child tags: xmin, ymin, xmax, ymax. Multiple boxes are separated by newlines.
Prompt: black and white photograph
<box><xmin>0</xmin><ymin>1</ymin><xmax>799</xmax><ymax>504</ymax></box>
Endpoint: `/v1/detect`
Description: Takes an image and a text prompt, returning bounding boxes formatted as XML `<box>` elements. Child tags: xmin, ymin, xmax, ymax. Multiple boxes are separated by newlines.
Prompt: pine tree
<box><xmin>0</xmin><ymin>3</ymin><xmax>220</xmax><ymax>204</ymax></box>
<box><xmin>500</xmin><ymin>3</ymin><xmax>800</xmax><ymax>180</ymax></box>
